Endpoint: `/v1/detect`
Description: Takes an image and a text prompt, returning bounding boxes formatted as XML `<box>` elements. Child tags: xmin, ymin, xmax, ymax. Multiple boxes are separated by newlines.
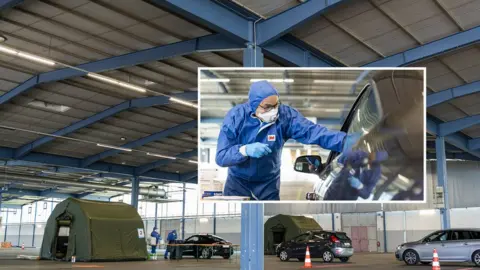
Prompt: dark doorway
<box><xmin>54</xmin><ymin>216</ymin><xmax>72</xmax><ymax>260</ymax></box>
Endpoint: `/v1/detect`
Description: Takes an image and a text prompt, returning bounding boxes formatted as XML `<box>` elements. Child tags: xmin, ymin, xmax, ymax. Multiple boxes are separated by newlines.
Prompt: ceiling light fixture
<box><xmin>28</xmin><ymin>100</ymin><xmax>71</xmax><ymax>112</ymax></box>
<box><xmin>0</xmin><ymin>45</ymin><xmax>56</xmax><ymax>66</ymax></box>
<box><xmin>250</xmin><ymin>79</ymin><xmax>294</xmax><ymax>83</ymax></box>
<box><xmin>96</xmin><ymin>143</ymin><xmax>132</xmax><ymax>152</ymax></box>
<box><xmin>146</xmin><ymin>153</ymin><xmax>177</xmax><ymax>160</ymax></box>
<box><xmin>188</xmin><ymin>160</ymin><xmax>198</xmax><ymax>164</ymax></box>
<box><xmin>313</xmin><ymin>79</ymin><xmax>356</xmax><ymax>84</ymax></box>
<box><xmin>0</xmin><ymin>35</ymin><xmax>6</xmax><ymax>43</ymax></box>
<box><xmin>169</xmin><ymin>97</ymin><xmax>198</xmax><ymax>108</ymax></box>
<box><xmin>200</xmin><ymin>78</ymin><xmax>230</xmax><ymax>83</ymax></box>
<box><xmin>86</xmin><ymin>73</ymin><xmax>147</xmax><ymax>93</ymax></box>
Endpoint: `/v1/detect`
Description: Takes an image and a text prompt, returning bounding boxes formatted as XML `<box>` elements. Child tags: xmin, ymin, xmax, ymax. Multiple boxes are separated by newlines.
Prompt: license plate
<box><xmin>223</xmin><ymin>245</ymin><xmax>230</xmax><ymax>248</ymax></box>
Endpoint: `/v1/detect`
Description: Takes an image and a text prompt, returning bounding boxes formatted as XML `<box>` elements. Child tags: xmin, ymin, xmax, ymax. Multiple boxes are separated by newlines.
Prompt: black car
<box><xmin>277</xmin><ymin>231</ymin><xmax>354</xmax><ymax>263</ymax></box>
<box><xmin>182</xmin><ymin>234</ymin><xmax>234</xmax><ymax>259</ymax></box>
<box><xmin>295</xmin><ymin>70</ymin><xmax>424</xmax><ymax>201</ymax></box>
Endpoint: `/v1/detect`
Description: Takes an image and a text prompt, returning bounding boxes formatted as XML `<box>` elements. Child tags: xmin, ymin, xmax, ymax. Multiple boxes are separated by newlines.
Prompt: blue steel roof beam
<box><xmin>0</xmin><ymin>34</ymin><xmax>241</xmax><ymax>105</ymax></box>
<box><xmin>364</xmin><ymin>25</ymin><xmax>480</xmax><ymax>67</ymax></box>
<box><xmin>180</xmin><ymin>171</ymin><xmax>197</xmax><ymax>182</ymax></box>
<box><xmin>437</xmin><ymin>115</ymin><xmax>480</xmax><ymax>136</ymax></box>
<box><xmin>150</xmin><ymin>0</ymin><xmax>341</xmax><ymax>67</ymax></box>
<box><xmin>149</xmin><ymin>0</ymin><xmax>249</xmax><ymax>42</ymax></box>
<box><xmin>427</xmin><ymin>116</ymin><xmax>480</xmax><ymax>158</ymax></box>
<box><xmin>135</xmin><ymin>150</ymin><xmax>198</xmax><ymax>176</ymax></box>
<box><xmin>256</xmin><ymin>0</ymin><xmax>347</xmax><ymax>45</ymax></box>
<box><xmin>0</xmin><ymin>146</ymin><xmax>183</xmax><ymax>182</ymax></box>
<box><xmin>0</xmin><ymin>0</ymin><xmax>23</xmax><ymax>11</ymax></box>
<box><xmin>14</xmin><ymin>91</ymin><xmax>197</xmax><ymax>159</ymax></box>
<box><xmin>81</xmin><ymin>120</ymin><xmax>197</xmax><ymax>167</ymax></box>
<box><xmin>468</xmin><ymin>138</ymin><xmax>480</xmax><ymax>151</ymax></box>
<box><xmin>426</xmin><ymin>152</ymin><xmax>480</xmax><ymax>161</ymax></box>
<box><xmin>4</xmin><ymin>188</ymin><xmax>75</xmax><ymax>200</ymax></box>
<box><xmin>427</xmin><ymin>80</ymin><xmax>480</xmax><ymax>107</ymax></box>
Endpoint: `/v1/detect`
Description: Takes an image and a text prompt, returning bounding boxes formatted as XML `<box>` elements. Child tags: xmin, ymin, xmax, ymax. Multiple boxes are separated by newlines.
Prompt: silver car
<box><xmin>395</xmin><ymin>229</ymin><xmax>480</xmax><ymax>266</ymax></box>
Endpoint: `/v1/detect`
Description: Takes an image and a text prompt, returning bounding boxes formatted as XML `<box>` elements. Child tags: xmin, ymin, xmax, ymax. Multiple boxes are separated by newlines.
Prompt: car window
<box><xmin>450</xmin><ymin>231</ymin><xmax>472</xmax><ymax>241</ymax></box>
<box><xmin>333</xmin><ymin>233</ymin><xmax>349</xmax><ymax>240</ymax></box>
<box><xmin>294</xmin><ymin>234</ymin><xmax>309</xmax><ymax>243</ymax></box>
<box><xmin>186</xmin><ymin>236</ymin><xmax>199</xmax><ymax>243</ymax></box>
<box><xmin>312</xmin><ymin>232</ymin><xmax>328</xmax><ymax>240</ymax></box>
<box><xmin>471</xmin><ymin>231</ymin><xmax>480</xmax><ymax>239</ymax></box>
<box><xmin>425</xmin><ymin>231</ymin><xmax>448</xmax><ymax>242</ymax></box>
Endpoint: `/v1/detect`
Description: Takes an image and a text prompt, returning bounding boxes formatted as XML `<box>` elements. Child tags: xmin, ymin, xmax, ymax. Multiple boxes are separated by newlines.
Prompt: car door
<box><xmin>183</xmin><ymin>236</ymin><xmax>199</xmax><ymax>256</ymax></box>
<box><xmin>291</xmin><ymin>234</ymin><xmax>309</xmax><ymax>257</ymax></box>
<box><xmin>309</xmin><ymin>232</ymin><xmax>329</xmax><ymax>257</ymax></box>
<box><xmin>417</xmin><ymin>231</ymin><xmax>449</xmax><ymax>261</ymax></box>
<box><xmin>443</xmin><ymin>230</ymin><xmax>472</xmax><ymax>261</ymax></box>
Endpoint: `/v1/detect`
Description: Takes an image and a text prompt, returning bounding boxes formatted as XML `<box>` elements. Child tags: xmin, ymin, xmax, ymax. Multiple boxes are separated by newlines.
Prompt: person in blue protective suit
<box><xmin>215</xmin><ymin>80</ymin><xmax>346</xmax><ymax>200</ymax></box>
<box><xmin>164</xmin><ymin>230</ymin><xmax>177</xmax><ymax>259</ymax></box>
<box><xmin>150</xmin><ymin>227</ymin><xmax>161</xmax><ymax>255</ymax></box>
<box><xmin>324</xmin><ymin>149</ymin><xmax>388</xmax><ymax>200</ymax></box>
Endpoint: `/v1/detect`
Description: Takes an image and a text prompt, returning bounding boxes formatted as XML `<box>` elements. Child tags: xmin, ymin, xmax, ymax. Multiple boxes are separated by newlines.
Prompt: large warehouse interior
<box><xmin>0</xmin><ymin>0</ymin><xmax>479</xmax><ymax>269</ymax></box>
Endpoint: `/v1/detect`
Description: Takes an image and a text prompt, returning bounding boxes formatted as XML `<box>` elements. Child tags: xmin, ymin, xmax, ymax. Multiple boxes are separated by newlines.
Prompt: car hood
<box><xmin>400</xmin><ymin>241</ymin><xmax>421</xmax><ymax>247</ymax></box>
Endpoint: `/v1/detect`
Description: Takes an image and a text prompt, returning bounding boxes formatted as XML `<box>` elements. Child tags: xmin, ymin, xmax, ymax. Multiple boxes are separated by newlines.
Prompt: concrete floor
<box><xmin>0</xmin><ymin>248</ymin><xmax>240</xmax><ymax>269</ymax></box>
<box><xmin>265</xmin><ymin>253</ymin><xmax>477</xmax><ymax>270</ymax></box>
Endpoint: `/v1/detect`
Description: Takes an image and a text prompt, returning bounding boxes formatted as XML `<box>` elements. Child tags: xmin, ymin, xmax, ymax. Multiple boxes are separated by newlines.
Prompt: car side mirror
<box><xmin>294</xmin><ymin>155</ymin><xmax>323</xmax><ymax>174</ymax></box>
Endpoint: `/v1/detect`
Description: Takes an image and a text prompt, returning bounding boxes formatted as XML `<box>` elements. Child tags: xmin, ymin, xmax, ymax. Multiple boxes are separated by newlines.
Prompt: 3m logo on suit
<box><xmin>268</xmin><ymin>135</ymin><xmax>276</xmax><ymax>141</ymax></box>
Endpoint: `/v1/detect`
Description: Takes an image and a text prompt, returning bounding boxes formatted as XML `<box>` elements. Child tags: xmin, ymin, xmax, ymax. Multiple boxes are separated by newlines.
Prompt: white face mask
<box><xmin>257</xmin><ymin>108</ymin><xmax>278</xmax><ymax>123</ymax></box>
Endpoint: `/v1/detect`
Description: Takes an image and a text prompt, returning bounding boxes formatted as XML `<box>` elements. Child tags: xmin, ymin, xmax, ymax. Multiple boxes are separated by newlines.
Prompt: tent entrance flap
<box><xmin>54</xmin><ymin>217</ymin><xmax>72</xmax><ymax>260</ymax></box>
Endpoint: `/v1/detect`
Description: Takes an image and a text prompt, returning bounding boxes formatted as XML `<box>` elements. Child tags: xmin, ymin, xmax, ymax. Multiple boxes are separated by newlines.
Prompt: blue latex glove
<box><xmin>348</xmin><ymin>176</ymin><xmax>364</xmax><ymax>189</ymax></box>
<box><xmin>245</xmin><ymin>143</ymin><xmax>272</xmax><ymax>158</ymax></box>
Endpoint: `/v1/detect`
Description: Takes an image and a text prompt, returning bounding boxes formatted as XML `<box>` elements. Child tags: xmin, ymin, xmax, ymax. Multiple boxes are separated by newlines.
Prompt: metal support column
<box><xmin>435</xmin><ymin>136</ymin><xmax>450</xmax><ymax>229</ymax></box>
<box><xmin>382</xmin><ymin>211</ymin><xmax>387</xmax><ymax>253</ymax></box>
<box><xmin>213</xmin><ymin>203</ymin><xmax>217</xmax><ymax>235</ymax></box>
<box><xmin>331</xmin><ymin>213</ymin><xmax>335</xmax><ymax>232</ymax></box>
<box><xmin>181</xmin><ymin>182</ymin><xmax>186</xmax><ymax>240</ymax></box>
<box><xmin>0</xmin><ymin>192</ymin><xmax>2</xmax><ymax>210</ymax></box>
<box><xmin>3</xmin><ymin>210</ymin><xmax>8</xmax><ymax>242</ymax></box>
<box><xmin>131</xmin><ymin>176</ymin><xmax>140</xmax><ymax>209</ymax></box>
<box><xmin>154</xmin><ymin>203</ymin><xmax>158</xmax><ymax>228</ymax></box>
<box><xmin>240</xmin><ymin>204</ymin><xmax>264</xmax><ymax>270</ymax></box>
<box><xmin>32</xmin><ymin>202</ymin><xmax>38</xmax><ymax>247</ymax></box>
<box><xmin>243</xmin><ymin>21</ymin><xmax>264</xmax><ymax>67</ymax></box>
<box><xmin>435</xmin><ymin>136</ymin><xmax>450</xmax><ymax>230</ymax></box>
<box><xmin>17</xmin><ymin>207</ymin><xmax>23</xmax><ymax>247</ymax></box>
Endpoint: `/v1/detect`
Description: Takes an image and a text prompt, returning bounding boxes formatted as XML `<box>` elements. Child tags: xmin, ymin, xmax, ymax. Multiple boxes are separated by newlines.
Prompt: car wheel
<box><xmin>403</xmin><ymin>249</ymin><xmax>419</xmax><ymax>265</ymax></box>
<box><xmin>297</xmin><ymin>257</ymin><xmax>305</xmax><ymax>262</ymax></box>
<box><xmin>223</xmin><ymin>255</ymin><xmax>231</xmax><ymax>260</ymax></box>
<box><xmin>322</xmin><ymin>250</ymin><xmax>334</xmax><ymax>263</ymax></box>
<box><xmin>200</xmin><ymin>247</ymin><xmax>213</xmax><ymax>259</ymax></box>
<box><xmin>340</xmin><ymin>257</ymin><xmax>349</xmax><ymax>263</ymax></box>
<box><xmin>279</xmin><ymin>250</ymin><xmax>290</xmax><ymax>262</ymax></box>
<box><xmin>472</xmin><ymin>250</ymin><xmax>480</xmax><ymax>266</ymax></box>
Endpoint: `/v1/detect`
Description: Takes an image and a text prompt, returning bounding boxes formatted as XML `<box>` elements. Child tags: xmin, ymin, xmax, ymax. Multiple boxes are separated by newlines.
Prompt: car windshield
<box><xmin>342</xmin><ymin>85</ymin><xmax>382</xmax><ymax>153</ymax></box>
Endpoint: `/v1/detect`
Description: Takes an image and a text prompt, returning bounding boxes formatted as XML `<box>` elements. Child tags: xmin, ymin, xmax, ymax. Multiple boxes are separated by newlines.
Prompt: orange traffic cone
<box><xmin>303</xmin><ymin>246</ymin><xmax>312</xmax><ymax>268</ymax></box>
<box><xmin>432</xmin><ymin>248</ymin><xmax>441</xmax><ymax>270</ymax></box>
<box><xmin>21</xmin><ymin>243</ymin><xmax>24</xmax><ymax>250</ymax></box>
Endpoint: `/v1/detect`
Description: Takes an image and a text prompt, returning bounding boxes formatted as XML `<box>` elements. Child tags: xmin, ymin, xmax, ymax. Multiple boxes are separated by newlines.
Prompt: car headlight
<box><xmin>396</xmin><ymin>245</ymin><xmax>404</xmax><ymax>250</ymax></box>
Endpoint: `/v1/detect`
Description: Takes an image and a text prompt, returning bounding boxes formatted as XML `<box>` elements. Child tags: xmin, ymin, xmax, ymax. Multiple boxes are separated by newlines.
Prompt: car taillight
<box><xmin>330</xmin><ymin>235</ymin><xmax>340</xmax><ymax>243</ymax></box>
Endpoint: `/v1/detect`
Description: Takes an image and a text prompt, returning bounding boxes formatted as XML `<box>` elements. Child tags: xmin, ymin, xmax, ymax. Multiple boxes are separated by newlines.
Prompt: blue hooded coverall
<box><xmin>215</xmin><ymin>81</ymin><xmax>346</xmax><ymax>200</ymax></box>
<box><xmin>150</xmin><ymin>227</ymin><xmax>161</xmax><ymax>254</ymax></box>
<box><xmin>164</xmin><ymin>230</ymin><xmax>177</xmax><ymax>259</ymax></box>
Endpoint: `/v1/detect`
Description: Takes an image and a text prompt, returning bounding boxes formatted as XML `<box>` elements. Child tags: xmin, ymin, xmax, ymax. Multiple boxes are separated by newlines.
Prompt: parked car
<box><xmin>182</xmin><ymin>234</ymin><xmax>234</xmax><ymax>259</ymax></box>
<box><xmin>276</xmin><ymin>230</ymin><xmax>354</xmax><ymax>263</ymax></box>
<box><xmin>395</xmin><ymin>229</ymin><xmax>480</xmax><ymax>266</ymax></box>
<box><xmin>295</xmin><ymin>70</ymin><xmax>424</xmax><ymax>201</ymax></box>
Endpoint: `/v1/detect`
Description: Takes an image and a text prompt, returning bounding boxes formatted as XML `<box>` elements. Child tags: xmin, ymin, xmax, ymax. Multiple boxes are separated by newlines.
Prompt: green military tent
<box><xmin>40</xmin><ymin>198</ymin><xmax>148</xmax><ymax>262</ymax></box>
<box><xmin>264</xmin><ymin>214</ymin><xmax>323</xmax><ymax>255</ymax></box>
